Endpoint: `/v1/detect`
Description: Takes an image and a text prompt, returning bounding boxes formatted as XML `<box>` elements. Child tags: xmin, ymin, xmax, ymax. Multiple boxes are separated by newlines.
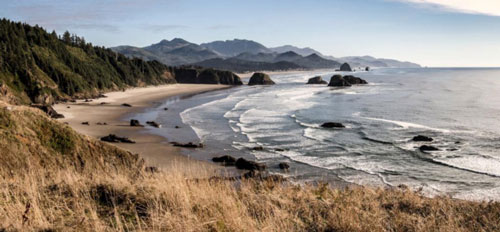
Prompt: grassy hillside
<box><xmin>1</xmin><ymin>101</ymin><xmax>499</xmax><ymax>231</ymax></box>
<box><xmin>0</xmin><ymin>19</ymin><xmax>175</xmax><ymax>104</ymax></box>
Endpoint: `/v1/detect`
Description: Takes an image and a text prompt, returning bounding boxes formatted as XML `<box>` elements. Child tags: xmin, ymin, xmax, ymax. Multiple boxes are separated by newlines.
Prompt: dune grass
<box><xmin>1</xmin><ymin>102</ymin><xmax>499</xmax><ymax>231</ymax></box>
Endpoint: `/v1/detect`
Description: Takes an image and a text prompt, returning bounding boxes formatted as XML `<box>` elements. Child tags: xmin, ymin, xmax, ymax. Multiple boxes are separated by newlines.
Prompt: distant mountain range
<box><xmin>111</xmin><ymin>39</ymin><xmax>421</xmax><ymax>72</ymax></box>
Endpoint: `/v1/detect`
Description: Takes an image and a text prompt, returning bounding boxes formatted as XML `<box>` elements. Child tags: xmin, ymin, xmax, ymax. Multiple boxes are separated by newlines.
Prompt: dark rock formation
<box><xmin>321</xmin><ymin>122</ymin><xmax>345</xmax><ymax>128</ymax></box>
<box><xmin>279</xmin><ymin>162</ymin><xmax>290</xmax><ymax>170</ymax></box>
<box><xmin>146</xmin><ymin>121</ymin><xmax>161</xmax><ymax>128</ymax></box>
<box><xmin>412</xmin><ymin>135</ymin><xmax>433</xmax><ymax>142</ymax></box>
<box><xmin>343</xmin><ymin>75</ymin><xmax>368</xmax><ymax>85</ymax></box>
<box><xmin>340</xmin><ymin>63</ymin><xmax>352</xmax><ymax>71</ymax></box>
<box><xmin>328</xmin><ymin>75</ymin><xmax>351</xmax><ymax>87</ymax></box>
<box><xmin>130</xmin><ymin>119</ymin><xmax>143</xmax><ymax>127</ymax></box>
<box><xmin>212</xmin><ymin>155</ymin><xmax>236</xmax><ymax>166</ymax></box>
<box><xmin>306</xmin><ymin>76</ymin><xmax>328</xmax><ymax>84</ymax></box>
<box><xmin>328</xmin><ymin>75</ymin><xmax>367</xmax><ymax>87</ymax></box>
<box><xmin>248</xmin><ymin>73</ymin><xmax>275</xmax><ymax>86</ymax></box>
<box><xmin>31</xmin><ymin>104</ymin><xmax>64</xmax><ymax>119</ymax></box>
<box><xmin>122</xmin><ymin>103</ymin><xmax>132</xmax><ymax>107</ymax></box>
<box><xmin>171</xmin><ymin>142</ymin><xmax>203</xmax><ymax>148</ymax></box>
<box><xmin>100</xmin><ymin>134</ymin><xmax>135</xmax><ymax>143</ymax></box>
<box><xmin>235</xmin><ymin>158</ymin><xmax>266</xmax><ymax>171</ymax></box>
<box><xmin>172</xmin><ymin>67</ymin><xmax>243</xmax><ymax>85</ymax></box>
<box><xmin>81</xmin><ymin>122</ymin><xmax>89</xmax><ymax>125</ymax></box>
<box><xmin>419</xmin><ymin>145</ymin><xmax>439</xmax><ymax>152</ymax></box>
<box><xmin>365</xmin><ymin>67</ymin><xmax>370</xmax><ymax>71</ymax></box>
<box><xmin>252</xmin><ymin>146</ymin><xmax>264</xmax><ymax>151</ymax></box>
<box><xmin>163</xmin><ymin>107</ymin><xmax>168</xmax><ymax>111</ymax></box>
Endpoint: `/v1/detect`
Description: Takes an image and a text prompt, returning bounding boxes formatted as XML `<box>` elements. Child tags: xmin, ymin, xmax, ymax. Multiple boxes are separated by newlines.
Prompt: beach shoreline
<box><xmin>53</xmin><ymin>84</ymin><xmax>232</xmax><ymax>171</ymax></box>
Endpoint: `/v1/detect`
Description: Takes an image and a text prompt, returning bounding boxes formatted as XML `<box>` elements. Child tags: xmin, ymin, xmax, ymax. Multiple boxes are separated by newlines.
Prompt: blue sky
<box><xmin>1</xmin><ymin>0</ymin><xmax>500</xmax><ymax>67</ymax></box>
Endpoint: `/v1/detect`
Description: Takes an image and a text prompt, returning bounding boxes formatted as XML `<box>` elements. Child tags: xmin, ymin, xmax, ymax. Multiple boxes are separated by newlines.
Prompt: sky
<box><xmin>1</xmin><ymin>0</ymin><xmax>500</xmax><ymax>67</ymax></box>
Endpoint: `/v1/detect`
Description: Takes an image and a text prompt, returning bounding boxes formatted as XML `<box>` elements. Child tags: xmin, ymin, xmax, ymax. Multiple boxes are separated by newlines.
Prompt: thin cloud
<box><xmin>397</xmin><ymin>0</ymin><xmax>500</xmax><ymax>16</ymax></box>
<box><xmin>144</xmin><ymin>24</ymin><xmax>189</xmax><ymax>33</ymax></box>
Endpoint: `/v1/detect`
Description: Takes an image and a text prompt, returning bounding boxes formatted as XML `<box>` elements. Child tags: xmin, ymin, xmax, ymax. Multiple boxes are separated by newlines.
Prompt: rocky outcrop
<box><xmin>146</xmin><ymin>121</ymin><xmax>161</xmax><ymax>128</ymax></box>
<box><xmin>248</xmin><ymin>73</ymin><xmax>275</xmax><ymax>86</ymax></box>
<box><xmin>413</xmin><ymin>135</ymin><xmax>433</xmax><ymax>142</ymax></box>
<box><xmin>279</xmin><ymin>162</ymin><xmax>290</xmax><ymax>170</ymax></box>
<box><xmin>235</xmin><ymin>158</ymin><xmax>266</xmax><ymax>171</ymax></box>
<box><xmin>172</xmin><ymin>67</ymin><xmax>243</xmax><ymax>85</ymax></box>
<box><xmin>306</xmin><ymin>76</ymin><xmax>327</xmax><ymax>84</ymax></box>
<box><xmin>328</xmin><ymin>75</ymin><xmax>367</xmax><ymax>87</ymax></box>
<box><xmin>171</xmin><ymin>142</ymin><xmax>204</xmax><ymax>148</ymax></box>
<box><xmin>100</xmin><ymin>134</ymin><xmax>136</xmax><ymax>143</ymax></box>
<box><xmin>130</xmin><ymin>119</ymin><xmax>143</xmax><ymax>127</ymax></box>
<box><xmin>212</xmin><ymin>155</ymin><xmax>236</xmax><ymax>166</ymax></box>
<box><xmin>31</xmin><ymin>104</ymin><xmax>64</xmax><ymax>119</ymax></box>
<box><xmin>343</xmin><ymin>75</ymin><xmax>368</xmax><ymax>85</ymax></box>
<box><xmin>340</xmin><ymin>63</ymin><xmax>352</xmax><ymax>71</ymax></box>
<box><xmin>321</xmin><ymin>122</ymin><xmax>345</xmax><ymax>128</ymax></box>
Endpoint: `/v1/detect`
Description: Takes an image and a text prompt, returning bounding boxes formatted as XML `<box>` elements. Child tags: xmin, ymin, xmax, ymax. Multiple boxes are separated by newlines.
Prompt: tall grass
<box><xmin>1</xmin><ymin>102</ymin><xmax>499</xmax><ymax>231</ymax></box>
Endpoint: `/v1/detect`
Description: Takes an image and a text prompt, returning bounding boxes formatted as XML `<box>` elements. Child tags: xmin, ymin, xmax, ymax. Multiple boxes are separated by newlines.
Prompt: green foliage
<box><xmin>0</xmin><ymin>18</ymin><xmax>176</xmax><ymax>103</ymax></box>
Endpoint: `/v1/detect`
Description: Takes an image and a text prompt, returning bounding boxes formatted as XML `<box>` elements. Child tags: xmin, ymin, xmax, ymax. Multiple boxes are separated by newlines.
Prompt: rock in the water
<box><xmin>340</xmin><ymin>63</ymin><xmax>352</xmax><ymax>72</ymax></box>
<box><xmin>328</xmin><ymin>75</ymin><xmax>367</xmax><ymax>87</ymax></box>
<box><xmin>321</xmin><ymin>122</ymin><xmax>345</xmax><ymax>128</ymax></box>
<box><xmin>171</xmin><ymin>142</ymin><xmax>203</xmax><ymax>148</ymax></box>
<box><xmin>365</xmin><ymin>67</ymin><xmax>370</xmax><ymax>71</ymax></box>
<box><xmin>146</xmin><ymin>121</ymin><xmax>161</xmax><ymax>128</ymax></box>
<box><xmin>252</xmin><ymin>146</ymin><xmax>264</xmax><ymax>151</ymax></box>
<box><xmin>212</xmin><ymin>155</ymin><xmax>236</xmax><ymax>166</ymax></box>
<box><xmin>278</xmin><ymin>162</ymin><xmax>290</xmax><ymax>170</ymax></box>
<box><xmin>248</xmin><ymin>73</ymin><xmax>275</xmax><ymax>86</ymax></box>
<box><xmin>31</xmin><ymin>104</ymin><xmax>64</xmax><ymax>119</ymax></box>
<box><xmin>343</xmin><ymin>75</ymin><xmax>368</xmax><ymax>85</ymax></box>
<box><xmin>130</xmin><ymin>119</ymin><xmax>143</xmax><ymax>127</ymax></box>
<box><xmin>307</xmin><ymin>76</ymin><xmax>328</xmax><ymax>84</ymax></box>
<box><xmin>100</xmin><ymin>134</ymin><xmax>135</xmax><ymax>143</ymax></box>
<box><xmin>419</xmin><ymin>145</ymin><xmax>439</xmax><ymax>152</ymax></box>
<box><xmin>235</xmin><ymin>158</ymin><xmax>266</xmax><ymax>171</ymax></box>
<box><xmin>122</xmin><ymin>103</ymin><xmax>132</xmax><ymax>107</ymax></box>
<box><xmin>328</xmin><ymin>75</ymin><xmax>351</xmax><ymax>87</ymax></box>
<box><xmin>412</xmin><ymin>135</ymin><xmax>433</xmax><ymax>142</ymax></box>
<box><xmin>81</xmin><ymin>122</ymin><xmax>89</xmax><ymax>125</ymax></box>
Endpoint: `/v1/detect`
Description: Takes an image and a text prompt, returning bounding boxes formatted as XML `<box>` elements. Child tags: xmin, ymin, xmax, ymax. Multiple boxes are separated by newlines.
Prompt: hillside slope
<box><xmin>1</xmin><ymin>101</ymin><xmax>499</xmax><ymax>231</ymax></box>
<box><xmin>0</xmin><ymin>19</ymin><xmax>176</xmax><ymax>105</ymax></box>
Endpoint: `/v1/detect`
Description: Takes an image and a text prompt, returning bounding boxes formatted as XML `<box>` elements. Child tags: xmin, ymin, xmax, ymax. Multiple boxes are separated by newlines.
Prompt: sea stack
<box><xmin>248</xmin><ymin>73</ymin><xmax>275</xmax><ymax>86</ymax></box>
<box><xmin>328</xmin><ymin>75</ymin><xmax>368</xmax><ymax>87</ymax></box>
<box><xmin>340</xmin><ymin>63</ymin><xmax>352</xmax><ymax>72</ymax></box>
<box><xmin>306</xmin><ymin>76</ymin><xmax>328</xmax><ymax>84</ymax></box>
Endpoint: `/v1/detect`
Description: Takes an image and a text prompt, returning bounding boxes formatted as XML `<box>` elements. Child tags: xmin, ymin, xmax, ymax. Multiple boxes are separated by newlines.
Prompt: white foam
<box><xmin>360</xmin><ymin>116</ymin><xmax>452</xmax><ymax>133</ymax></box>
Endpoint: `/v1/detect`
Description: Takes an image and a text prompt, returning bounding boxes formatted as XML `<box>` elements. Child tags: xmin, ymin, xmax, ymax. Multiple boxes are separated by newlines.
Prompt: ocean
<box><xmin>135</xmin><ymin>68</ymin><xmax>500</xmax><ymax>201</ymax></box>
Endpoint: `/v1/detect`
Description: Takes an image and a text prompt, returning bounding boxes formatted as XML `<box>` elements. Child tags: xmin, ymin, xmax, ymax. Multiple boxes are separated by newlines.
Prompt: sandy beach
<box><xmin>53</xmin><ymin>84</ymin><xmax>231</xmax><ymax>171</ymax></box>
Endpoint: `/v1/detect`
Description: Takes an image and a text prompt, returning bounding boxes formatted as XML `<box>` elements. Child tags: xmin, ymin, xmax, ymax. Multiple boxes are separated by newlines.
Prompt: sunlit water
<box><xmin>137</xmin><ymin>68</ymin><xmax>500</xmax><ymax>201</ymax></box>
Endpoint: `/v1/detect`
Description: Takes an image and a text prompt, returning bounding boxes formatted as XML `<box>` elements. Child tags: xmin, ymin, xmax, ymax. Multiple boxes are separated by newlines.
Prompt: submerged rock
<box><xmin>235</xmin><ymin>158</ymin><xmax>266</xmax><ymax>171</ymax></box>
<box><xmin>321</xmin><ymin>122</ymin><xmax>345</xmax><ymax>128</ymax></box>
<box><xmin>340</xmin><ymin>63</ymin><xmax>352</xmax><ymax>72</ymax></box>
<box><xmin>307</xmin><ymin>76</ymin><xmax>328</xmax><ymax>84</ymax></box>
<box><xmin>122</xmin><ymin>103</ymin><xmax>132</xmax><ymax>107</ymax></box>
<box><xmin>412</xmin><ymin>135</ymin><xmax>433</xmax><ymax>142</ymax></box>
<box><xmin>248</xmin><ymin>73</ymin><xmax>275</xmax><ymax>86</ymax></box>
<box><xmin>419</xmin><ymin>145</ymin><xmax>439</xmax><ymax>152</ymax></box>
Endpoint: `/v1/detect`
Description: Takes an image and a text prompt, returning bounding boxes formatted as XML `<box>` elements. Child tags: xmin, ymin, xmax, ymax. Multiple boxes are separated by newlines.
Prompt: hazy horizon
<box><xmin>1</xmin><ymin>0</ymin><xmax>499</xmax><ymax>67</ymax></box>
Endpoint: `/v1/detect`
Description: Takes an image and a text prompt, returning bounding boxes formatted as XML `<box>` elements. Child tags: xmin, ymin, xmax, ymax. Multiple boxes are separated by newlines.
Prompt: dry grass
<box><xmin>1</xmin><ymin>101</ymin><xmax>499</xmax><ymax>231</ymax></box>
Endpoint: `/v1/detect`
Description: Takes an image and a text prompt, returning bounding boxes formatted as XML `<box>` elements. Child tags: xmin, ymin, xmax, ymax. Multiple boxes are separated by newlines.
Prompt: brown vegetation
<box><xmin>1</xmin><ymin>102</ymin><xmax>499</xmax><ymax>231</ymax></box>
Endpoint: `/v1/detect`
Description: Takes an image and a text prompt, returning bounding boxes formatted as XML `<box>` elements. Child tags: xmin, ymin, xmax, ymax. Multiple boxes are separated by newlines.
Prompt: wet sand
<box><xmin>53</xmin><ymin>84</ymin><xmax>231</xmax><ymax>171</ymax></box>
